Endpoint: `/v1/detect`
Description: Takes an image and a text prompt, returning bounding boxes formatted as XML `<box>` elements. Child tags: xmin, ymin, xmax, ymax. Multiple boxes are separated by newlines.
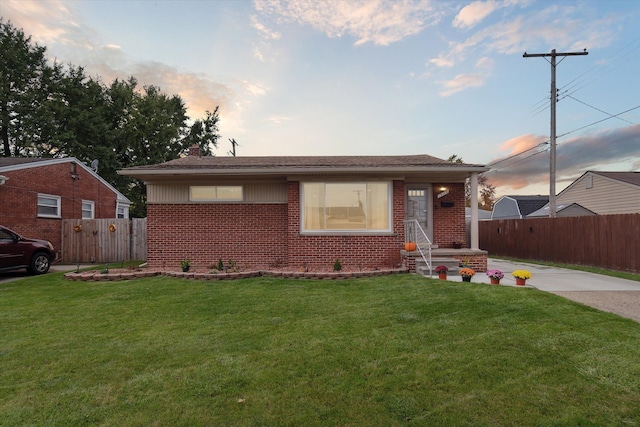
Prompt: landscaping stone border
<box><xmin>65</xmin><ymin>268</ymin><xmax>409</xmax><ymax>282</ymax></box>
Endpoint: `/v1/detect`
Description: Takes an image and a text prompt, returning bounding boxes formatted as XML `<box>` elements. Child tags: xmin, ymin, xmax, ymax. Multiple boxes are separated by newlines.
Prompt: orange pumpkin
<box><xmin>404</xmin><ymin>242</ymin><xmax>417</xmax><ymax>251</ymax></box>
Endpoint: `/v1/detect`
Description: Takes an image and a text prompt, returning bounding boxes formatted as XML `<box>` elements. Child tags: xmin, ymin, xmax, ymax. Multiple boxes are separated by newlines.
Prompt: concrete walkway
<box><xmin>444</xmin><ymin>258</ymin><xmax>640</xmax><ymax>292</ymax></box>
<box><xmin>444</xmin><ymin>258</ymin><xmax>640</xmax><ymax>323</ymax></box>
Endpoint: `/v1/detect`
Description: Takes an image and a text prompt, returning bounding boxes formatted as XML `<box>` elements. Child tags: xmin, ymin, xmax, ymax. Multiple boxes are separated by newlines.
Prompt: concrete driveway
<box><xmin>486</xmin><ymin>258</ymin><xmax>640</xmax><ymax>292</ymax></box>
<box><xmin>446</xmin><ymin>258</ymin><xmax>640</xmax><ymax>323</ymax></box>
<box><xmin>0</xmin><ymin>263</ymin><xmax>92</xmax><ymax>284</ymax></box>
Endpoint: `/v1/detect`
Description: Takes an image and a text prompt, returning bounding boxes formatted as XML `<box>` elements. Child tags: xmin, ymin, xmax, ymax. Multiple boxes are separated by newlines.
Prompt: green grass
<box><xmin>2</xmin><ymin>273</ymin><xmax>640</xmax><ymax>426</ymax></box>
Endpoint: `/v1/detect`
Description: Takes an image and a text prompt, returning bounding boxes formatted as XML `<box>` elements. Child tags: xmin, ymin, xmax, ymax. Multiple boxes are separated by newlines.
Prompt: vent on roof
<box><xmin>585</xmin><ymin>175</ymin><xmax>593</xmax><ymax>189</ymax></box>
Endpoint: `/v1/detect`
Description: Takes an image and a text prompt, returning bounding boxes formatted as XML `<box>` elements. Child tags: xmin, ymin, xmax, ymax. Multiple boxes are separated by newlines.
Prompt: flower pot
<box><xmin>490</xmin><ymin>277</ymin><xmax>500</xmax><ymax>285</ymax></box>
<box><xmin>438</xmin><ymin>273</ymin><xmax>447</xmax><ymax>280</ymax></box>
<box><xmin>462</xmin><ymin>276</ymin><xmax>471</xmax><ymax>282</ymax></box>
<box><xmin>515</xmin><ymin>278</ymin><xmax>526</xmax><ymax>286</ymax></box>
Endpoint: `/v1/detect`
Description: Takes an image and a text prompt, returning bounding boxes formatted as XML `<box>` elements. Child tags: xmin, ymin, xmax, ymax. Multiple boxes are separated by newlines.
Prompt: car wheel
<box><xmin>29</xmin><ymin>252</ymin><xmax>51</xmax><ymax>275</ymax></box>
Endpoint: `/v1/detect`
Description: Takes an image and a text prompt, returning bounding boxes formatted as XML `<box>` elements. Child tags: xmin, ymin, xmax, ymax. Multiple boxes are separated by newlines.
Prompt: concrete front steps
<box><xmin>416</xmin><ymin>257</ymin><xmax>460</xmax><ymax>278</ymax></box>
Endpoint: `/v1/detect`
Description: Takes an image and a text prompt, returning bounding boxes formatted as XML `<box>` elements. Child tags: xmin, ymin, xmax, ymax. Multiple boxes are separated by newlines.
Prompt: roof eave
<box><xmin>118</xmin><ymin>165</ymin><xmax>489</xmax><ymax>179</ymax></box>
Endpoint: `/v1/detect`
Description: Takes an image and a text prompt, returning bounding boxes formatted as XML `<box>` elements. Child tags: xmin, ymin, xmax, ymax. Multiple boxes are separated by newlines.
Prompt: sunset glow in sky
<box><xmin>3</xmin><ymin>0</ymin><xmax>639</xmax><ymax>198</ymax></box>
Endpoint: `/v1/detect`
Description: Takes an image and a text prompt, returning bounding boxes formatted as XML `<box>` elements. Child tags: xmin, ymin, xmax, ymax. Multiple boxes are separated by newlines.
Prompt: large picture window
<box><xmin>190</xmin><ymin>186</ymin><xmax>243</xmax><ymax>201</ymax></box>
<box><xmin>302</xmin><ymin>182</ymin><xmax>391</xmax><ymax>232</ymax></box>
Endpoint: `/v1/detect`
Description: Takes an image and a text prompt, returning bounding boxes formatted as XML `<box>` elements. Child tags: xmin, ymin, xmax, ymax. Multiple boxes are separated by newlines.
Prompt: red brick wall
<box><xmin>146</xmin><ymin>203</ymin><xmax>288</xmax><ymax>271</ymax></box>
<box><xmin>433</xmin><ymin>182</ymin><xmax>466</xmax><ymax>248</ymax></box>
<box><xmin>0</xmin><ymin>162</ymin><xmax>118</xmax><ymax>252</ymax></box>
<box><xmin>144</xmin><ymin>179</ymin><xmax>469</xmax><ymax>271</ymax></box>
<box><xmin>285</xmin><ymin>180</ymin><xmax>405</xmax><ymax>270</ymax></box>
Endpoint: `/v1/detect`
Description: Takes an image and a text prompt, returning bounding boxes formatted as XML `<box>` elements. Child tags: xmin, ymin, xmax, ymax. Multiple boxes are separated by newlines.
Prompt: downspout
<box><xmin>470</xmin><ymin>172</ymin><xmax>479</xmax><ymax>250</ymax></box>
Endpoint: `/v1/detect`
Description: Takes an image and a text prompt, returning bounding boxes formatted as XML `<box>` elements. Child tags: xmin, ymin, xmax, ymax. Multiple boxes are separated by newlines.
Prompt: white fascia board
<box><xmin>119</xmin><ymin>165</ymin><xmax>489</xmax><ymax>178</ymax></box>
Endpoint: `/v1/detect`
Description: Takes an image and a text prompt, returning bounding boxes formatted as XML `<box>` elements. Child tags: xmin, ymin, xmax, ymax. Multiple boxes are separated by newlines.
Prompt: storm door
<box><xmin>406</xmin><ymin>187</ymin><xmax>432</xmax><ymax>242</ymax></box>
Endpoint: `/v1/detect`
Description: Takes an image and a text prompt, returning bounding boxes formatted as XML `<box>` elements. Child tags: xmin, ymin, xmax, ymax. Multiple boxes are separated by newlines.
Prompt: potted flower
<box><xmin>459</xmin><ymin>267</ymin><xmax>475</xmax><ymax>282</ymax></box>
<box><xmin>435</xmin><ymin>265</ymin><xmax>448</xmax><ymax>280</ymax></box>
<box><xmin>486</xmin><ymin>269</ymin><xmax>504</xmax><ymax>285</ymax></box>
<box><xmin>512</xmin><ymin>270</ymin><xmax>531</xmax><ymax>286</ymax></box>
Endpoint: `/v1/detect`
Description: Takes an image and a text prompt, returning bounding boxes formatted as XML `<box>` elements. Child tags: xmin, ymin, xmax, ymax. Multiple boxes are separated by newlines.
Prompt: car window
<box><xmin>0</xmin><ymin>229</ymin><xmax>15</xmax><ymax>242</ymax></box>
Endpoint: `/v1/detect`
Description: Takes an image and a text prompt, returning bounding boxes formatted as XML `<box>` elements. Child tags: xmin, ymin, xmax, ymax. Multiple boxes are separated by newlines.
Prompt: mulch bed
<box><xmin>64</xmin><ymin>267</ymin><xmax>409</xmax><ymax>282</ymax></box>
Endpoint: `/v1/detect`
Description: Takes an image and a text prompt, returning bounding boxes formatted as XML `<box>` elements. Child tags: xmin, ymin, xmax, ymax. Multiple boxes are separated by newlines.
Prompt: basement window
<box><xmin>190</xmin><ymin>186</ymin><xmax>243</xmax><ymax>202</ymax></box>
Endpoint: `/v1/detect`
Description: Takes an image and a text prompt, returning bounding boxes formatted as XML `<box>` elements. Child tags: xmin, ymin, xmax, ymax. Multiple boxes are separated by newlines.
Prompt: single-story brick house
<box><xmin>0</xmin><ymin>157</ymin><xmax>131</xmax><ymax>256</ymax></box>
<box><xmin>119</xmin><ymin>147</ymin><xmax>488</xmax><ymax>272</ymax></box>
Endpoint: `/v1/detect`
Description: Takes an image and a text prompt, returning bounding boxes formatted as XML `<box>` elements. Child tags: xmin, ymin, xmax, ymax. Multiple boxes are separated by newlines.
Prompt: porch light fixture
<box><xmin>0</xmin><ymin>175</ymin><xmax>8</xmax><ymax>185</ymax></box>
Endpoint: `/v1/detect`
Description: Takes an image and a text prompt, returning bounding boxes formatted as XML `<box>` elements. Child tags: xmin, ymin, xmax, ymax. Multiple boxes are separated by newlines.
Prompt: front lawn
<box><xmin>1</xmin><ymin>273</ymin><xmax>639</xmax><ymax>426</ymax></box>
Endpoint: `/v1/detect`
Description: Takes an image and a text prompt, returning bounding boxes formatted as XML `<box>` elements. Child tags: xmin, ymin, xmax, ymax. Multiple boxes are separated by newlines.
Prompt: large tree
<box><xmin>0</xmin><ymin>20</ymin><xmax>222</xmax><ymax>217</ymax></box>
<box><xmin>447</xmin><ymin>154</ymin><xmax>496</xmax><ymax>210</ymax></box>
<box><xmin>0</xmin><ymin>19</ymin><xmax>53</xmax><ymax>156</ymax></box>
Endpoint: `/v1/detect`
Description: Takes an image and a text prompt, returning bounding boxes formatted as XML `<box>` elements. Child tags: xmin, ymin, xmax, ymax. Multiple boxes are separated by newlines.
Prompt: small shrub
<box><xmin>333</xmin><ymin>259</ymin><xmax>342</xmax><ymax>271</ymax></box>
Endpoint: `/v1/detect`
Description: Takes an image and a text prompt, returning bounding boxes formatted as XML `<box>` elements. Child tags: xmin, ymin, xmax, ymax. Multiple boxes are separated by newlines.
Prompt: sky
<box><xmin>2</xmin><ymin>0</ymin><xmax>639</xmax><ymax>199</ymax></box>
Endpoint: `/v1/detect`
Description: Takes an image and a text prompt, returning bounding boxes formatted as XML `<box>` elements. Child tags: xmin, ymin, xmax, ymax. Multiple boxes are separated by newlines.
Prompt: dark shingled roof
<box><xmin>127</xmin><ymin>154</ymin><xmax>461</xmax><ymax>170</ymax></box>
<box><xmin>508</xmin><ymin>195</ymin><xmax>550</xmax><ymax>216</ymax></box>
<box><xmin>0</xmin><ymin>158</ymin><xmax>50</xmax><ymax>168</ymax></box>
<box><xmin>591</xmin><ymin>171</ymin><xmax>640</xmax><ymax>187</ymax></box>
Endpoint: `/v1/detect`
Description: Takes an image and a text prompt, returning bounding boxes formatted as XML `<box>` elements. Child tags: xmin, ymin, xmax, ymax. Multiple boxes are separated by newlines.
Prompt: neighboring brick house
<box><xmin>119</xmin><ymin>149</ymin><xmax>488</xmax><ymax>272</ymax></box>
<box><xmin>0</xmin><ymin>157</ymin><xmax>131</xmax><ymax>256</ymax></box>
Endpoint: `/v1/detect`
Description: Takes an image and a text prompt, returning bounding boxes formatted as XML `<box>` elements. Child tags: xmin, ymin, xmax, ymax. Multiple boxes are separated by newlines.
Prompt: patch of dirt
<box><xmin>552</xmin><ymin>291</ymin><xmax>640</xmax><ymax>323</ymax></box>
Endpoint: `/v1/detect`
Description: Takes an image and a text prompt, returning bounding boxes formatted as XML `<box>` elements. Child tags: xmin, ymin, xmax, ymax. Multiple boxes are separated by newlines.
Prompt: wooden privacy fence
<box><xmin>61</xmin><ymin>218</ymin><xmax>147</xmax><ymax>263</ymax></box>
<box><xmin>479</xmin><ymin>214</ymin><xmax>640</xmax><ymax>273</ymax></box>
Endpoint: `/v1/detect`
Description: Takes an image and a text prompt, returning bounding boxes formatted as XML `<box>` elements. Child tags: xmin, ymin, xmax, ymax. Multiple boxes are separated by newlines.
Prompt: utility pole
<box><xmin>523</xmin><ymin>48</ymin><xmax>588</xmax><ymax>217</ymax></box>
<box><xmin>228</xmin><ymin>138</ymin><xmax>239</xmax><ymax>157</ymax></box>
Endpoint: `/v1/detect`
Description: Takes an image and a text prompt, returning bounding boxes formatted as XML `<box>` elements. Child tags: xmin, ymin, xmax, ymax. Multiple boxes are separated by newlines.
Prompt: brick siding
<box><xmin>433</xmin><ymin>182</ymin><xmax>466</xmax><ymax>248</ymax></box>
<box><xmin>146</xmin><ymin>203</ymin><xmax>288</xmax><ymax>271</ymax></box>
<box><xmin>0</xmin><ymin>162</ymin><xmax>118</xmax><ymax>253</ymax></box>
<box><xmin>145</xmin><ymin>180</ymin><xmax>471</xmax><ymax>271</ymax></box>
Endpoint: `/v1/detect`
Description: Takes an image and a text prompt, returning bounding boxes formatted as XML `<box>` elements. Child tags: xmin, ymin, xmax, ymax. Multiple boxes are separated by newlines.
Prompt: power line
<box><xmin>523</xmin><ymin>48</ymin><xmax>589</xmax><ymax>218</ymax></box>
<box><xmin>486</xmin><ymin>141</ymin><xmax>548</xmax><ymax>167</ymax></box>
<box><xmin>557</xmin><ymin>104</ymin><xmax>640</xmax><ymax>138</ymax></box>
<box><xmin>483</xmin><ymin>147</ymin><xmax>548</xmax><ymax>174</ymax></box>
<box><xmin>565</xmin><ymin>95</ymin><xmax>635</xmax><ymax>125</ymax></box>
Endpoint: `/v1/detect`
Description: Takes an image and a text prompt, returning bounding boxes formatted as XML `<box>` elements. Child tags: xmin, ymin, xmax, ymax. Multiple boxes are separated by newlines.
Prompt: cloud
<box><xmin>438</xmin><ymin>73</ymin><xmax>484</xmax><ymax>96</ymax></box>
<box><xmin>250</xmin><ymin>15</ymin><xmax>281</xmax><ymax>40</ymax></box>
<box><xmin>267</xmin><ymin>115</ymin><xmax>292</xmax><ymax>125</ymax></box>
<box><xmin>453</xmin><ymin>0</ymin><xmax>500</xmax><ymax>29</ymax></box>
<box><xmin>430</xmin><ymin>2</ymin><xmax>619</xmax><ymax>73</ymax></box>
<box><xmin>486</xmin><ymin>124</ymin><xmax>640</xmax><ymax>193</ymax></box>
<box><xmin>253</xmin><ymin>0</ymin><xmax>445</xmax><ymax>46</ymax></box>
<box><xmin>2</xmin><ymin>0</ymin><xmax>254</xmax><ymax>124</ymax></box>
<box><xmin>2</xmin><ymin>0</ymin><xmax>73</xmax><ymax>44</ymax></box>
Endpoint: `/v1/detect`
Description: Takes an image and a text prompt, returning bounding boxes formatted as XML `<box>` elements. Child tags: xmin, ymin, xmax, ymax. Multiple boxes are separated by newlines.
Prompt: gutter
<box><xmin>118</xmin><ymin>165</ymin><xmax>490</xmax><ymax>178</ymax></box>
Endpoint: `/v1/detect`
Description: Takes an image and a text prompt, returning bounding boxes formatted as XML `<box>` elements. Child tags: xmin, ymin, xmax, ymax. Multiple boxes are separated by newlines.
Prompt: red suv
<box><xmin>0</xmin><ymin>226</ymin><xmax>55</xmax><ymax>275</ymax></box>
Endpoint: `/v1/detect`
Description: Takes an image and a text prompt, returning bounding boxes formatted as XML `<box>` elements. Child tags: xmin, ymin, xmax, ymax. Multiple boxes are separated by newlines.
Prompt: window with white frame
<box><xmin>189</xmin><ymin>186</ymin><xmax>243</xmax><ymax>201</ymax></box>
<box><xmin>37</xmin><ymin>194</ymin><xmax>61</xmax><ymax>218</ymax></box>
<box><xmin>302</xmin><ymin>182</ymin><xmax>391</xmax><ymax>232</ymax></box>
<box><xmin>116</xmin><ymin>203</ymin><xmax>129</xmax><ymax>219</ymax></box>
<box><xmin>82</xmin><ymin>200</ymin><xmax>95</xmax><ymax>219</ymax></box>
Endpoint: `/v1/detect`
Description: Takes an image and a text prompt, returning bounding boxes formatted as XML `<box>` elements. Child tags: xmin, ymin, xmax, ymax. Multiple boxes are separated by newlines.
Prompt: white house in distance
<box><xmin>554</xmin><ymin>171</ymin><xmax>640</xmax><ymax>215</ymax></box>
<box><xmin>490</xmin><ymin>195</ymin><xmax>549</xmax><ymax>220</ymax></box>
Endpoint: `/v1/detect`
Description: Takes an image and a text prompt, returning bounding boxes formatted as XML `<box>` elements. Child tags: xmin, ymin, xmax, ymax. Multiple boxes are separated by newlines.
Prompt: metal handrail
<box><xmin>404</xmin><ymin>220</ymin><xmax>432</xmax><ymax>277</ymax></box>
